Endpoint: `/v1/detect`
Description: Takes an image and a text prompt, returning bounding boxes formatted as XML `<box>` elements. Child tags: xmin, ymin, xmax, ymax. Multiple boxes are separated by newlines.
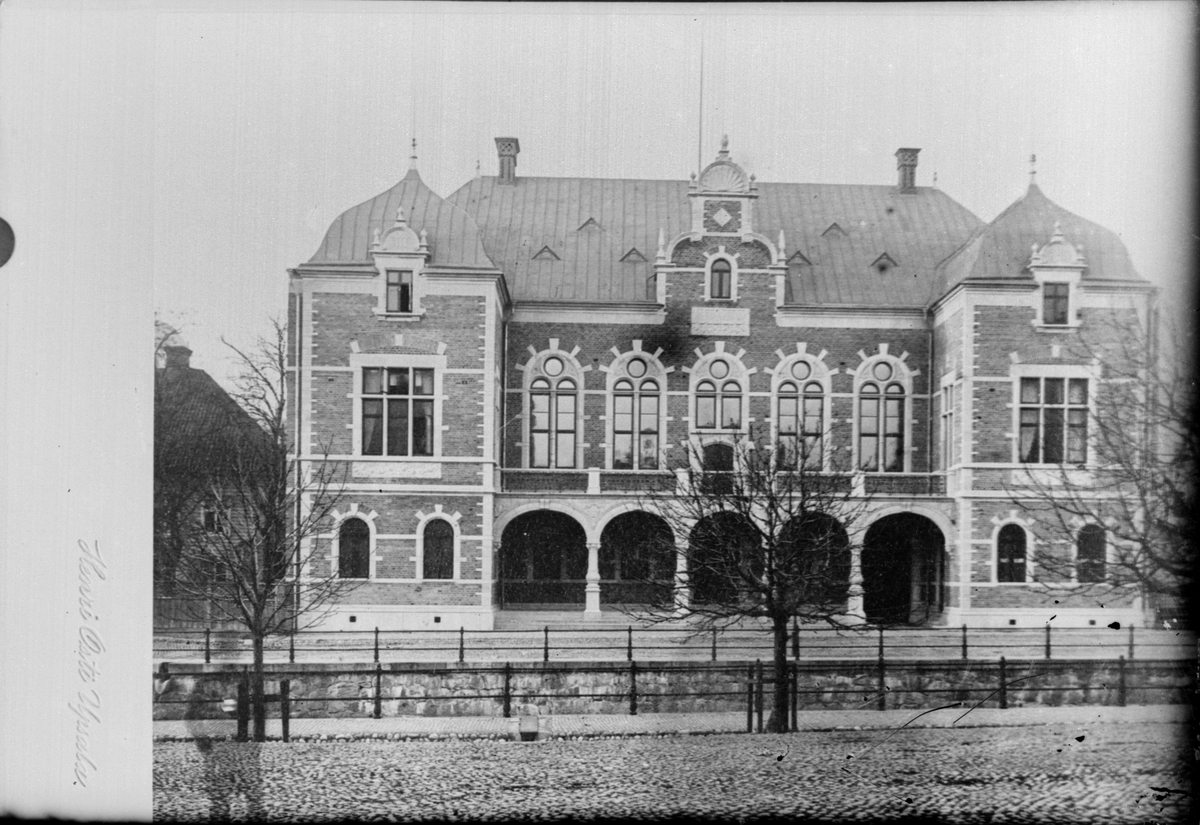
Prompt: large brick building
<box><xmin>287</xmin><ymin>137</ymin><xmax>1155</xmax><ymax>631</ymax></box>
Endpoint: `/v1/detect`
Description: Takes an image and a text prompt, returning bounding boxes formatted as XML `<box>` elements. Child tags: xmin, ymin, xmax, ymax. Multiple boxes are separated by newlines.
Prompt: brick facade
<box><xmin>287</xmin><ymin>142</ymin><xmax>1156</xmax><ymax>631</ymax></box>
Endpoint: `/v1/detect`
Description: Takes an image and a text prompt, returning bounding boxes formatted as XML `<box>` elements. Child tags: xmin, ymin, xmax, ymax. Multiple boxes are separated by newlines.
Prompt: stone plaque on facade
<box><xmin>353</xmin><ymin>461</ymin><xmax>442</xmax><ymax>479</ymax></box>
<box><xmin>691</xmin><ymin>306</ymin><xmax>750</xmax><ymax>337</ymax></box>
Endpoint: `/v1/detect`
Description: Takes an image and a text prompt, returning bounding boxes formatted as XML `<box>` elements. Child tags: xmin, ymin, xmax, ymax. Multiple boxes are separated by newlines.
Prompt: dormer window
<box><xmin>710</xmin><ymin>259</ymin><xmax>732</xmax><ymax>300</ymax></box>
<box><xmin>386</xmin><ymin>270</ymin><xmax>414</xmax><ymax>314</ymax></box>
<box><xmin>1042</xmin><ymin>282</ymin><xmax>1069</xmax><ymax>326</ymax></box>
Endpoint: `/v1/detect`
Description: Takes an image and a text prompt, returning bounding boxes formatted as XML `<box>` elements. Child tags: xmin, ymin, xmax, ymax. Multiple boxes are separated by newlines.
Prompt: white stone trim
<box><xmin>413</xmin><ymin>505</ymin><xmax>464</xmax><ymax>582</ymax></box>
<box><xmin>329</xmin><ymin>505</ymin><xmax>381</xmax><ymax>580</ymax></box>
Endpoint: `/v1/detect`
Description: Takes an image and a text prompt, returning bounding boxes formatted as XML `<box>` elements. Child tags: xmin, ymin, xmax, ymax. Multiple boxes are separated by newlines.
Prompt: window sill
<box><xmin>373</xmin><ymin>309</ymin><xmax>426</xmax><ymax>321</ymax></box>
<box><xmin>1032</xmin><ymin>322</ymin><xmax>1080</xmax><ymax>334</ymax></box>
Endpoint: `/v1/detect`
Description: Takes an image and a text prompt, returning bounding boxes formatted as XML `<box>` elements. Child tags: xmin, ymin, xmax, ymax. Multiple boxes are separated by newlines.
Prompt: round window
<box><xmin>627</xmin><ymin>358</ymin><xmax>647</xmax><ymax>378</ymax></box>
<box><xmin>791</xmin><ymin>361</ymin><xmax>812</xmax><ymax>381</ymax></box>
<box><xmin>709</xmin><ymin>360</ymin><xmax>729</xmax><ymax>379</ymax></box>
<box><xmin>543</xmin><ymin>357</ymin><xmax>564</xmax><ymax>377</ymax></box>
<box><xmin>872</xmin><ymin>362</ymin><xmax>893</xmax><ymax>381</ymax></box>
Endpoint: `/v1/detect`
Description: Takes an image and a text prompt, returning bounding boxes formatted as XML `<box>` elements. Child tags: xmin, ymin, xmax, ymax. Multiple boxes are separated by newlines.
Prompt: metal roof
<box><xmin>308</xmin><ymin>169</ymin><xmax>1141</xmax><ymax>308</ymax></box>
<box><xmin>934</xmin><ymin>183</ymin><xmax>1143</xmax><ymax>296</ymax></box>
<box><xmin>307</xmin><ymin>168</ymin><xmax>496</xmax><ymax>269</ymax></box>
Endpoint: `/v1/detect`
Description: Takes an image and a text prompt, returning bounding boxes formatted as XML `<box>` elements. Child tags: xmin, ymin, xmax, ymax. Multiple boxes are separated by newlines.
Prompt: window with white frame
<box><xmin>612</xmin><ymin>356</ymin><xmax>660</xmax><ymax>470</ymax></box>
<box><xmin>940</xmin><ymin>383</ymin><xmax>955</xmax><ymax>471</ymax></box>
<box><xmin>385</xmin><ymin>269</ymin><xmax>414</xmax><ymax>314</ymax></box>
<box><xmin>709</xmin><ymin>258</ymin><xmax>732</xmax><ymax>300</ymax></box>
<box><xmin>361</xmin><ymin>367</ymin><xmax>435</xmax><ymax>456</ymax></box>
<box><xmin>858</xmin><ymin>361</ymin><xmax>906</xmax><ymax>472</ymax></box>
<box><xmin>1042</xmin><ymin>283</ymin><xmax>1070</xmax><ymax>326</ymax></box>
<box><xmin>777</xmin><ymin>362</ymin><xmax>824</xmax><ymax>470</ymax></box>
<box><xmin>201</xmin><ymin>505</ymin><xmax>230</xmax><ymax>535</ymax></box>
<box><xmin>338</xmin><ymin>518</ymin><xmax>370</xmax><ymax>579</ymax></box>
<box><xmin>529</xmin><ymin>355</ymin><xmax>578</xmax><ymax>468</ymax></box>
<box><xmin>1018</xmin><ymin>377</ymin><xmax>1088</xmax><ymax>464</ymax></box>
<box><xmin>1076</xmin><ymin>524</ymin><xmax>1106</xmax><ymax>583</ymax></box>
<box><xmin>997</xmin><ymin>524</ymin><xmax>1026</xmax><ymax>583</ymax></box>
<box><xmin>422</xmin><ymin>519</ymin><xmax>455</xmax><ymax>580</ymax></box>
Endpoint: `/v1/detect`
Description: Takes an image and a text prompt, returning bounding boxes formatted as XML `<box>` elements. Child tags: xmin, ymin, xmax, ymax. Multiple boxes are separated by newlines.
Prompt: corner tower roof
<box><xmin>307</xmin><ymin>167</ymin><xmax>496</xmax><ymax>269</ymax></box>
<box><xmin>934</xmin><ymin>183</ymin><xmax>1143</xmax><ymax>297</ymax></box>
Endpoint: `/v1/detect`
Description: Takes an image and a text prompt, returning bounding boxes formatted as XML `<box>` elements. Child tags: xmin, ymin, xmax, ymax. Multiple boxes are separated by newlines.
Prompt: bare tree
<box><xmin>1011</xmin><ymin>313</ymin><xmax>1194</xmax><ymax>628</ymax></box>
<box><xmin>160</xmin><ymin>320</ymin><xmax>354</xmax><ymax>740</ymax></box>
<box><xmin>630</xmin><ymin>431</ymin><xmax>873</xmax><ymax>732</ymax></box>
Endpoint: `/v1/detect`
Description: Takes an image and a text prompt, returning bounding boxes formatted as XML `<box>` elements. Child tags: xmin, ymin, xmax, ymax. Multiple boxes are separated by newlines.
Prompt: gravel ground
<box><xmin>154</xmin><ymin>722</ymin><xmax>1193</xmax><ymax>823</ymax></box>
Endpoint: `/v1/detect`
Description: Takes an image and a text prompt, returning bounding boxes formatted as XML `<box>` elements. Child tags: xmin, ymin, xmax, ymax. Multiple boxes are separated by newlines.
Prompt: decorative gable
<box><xmin>532</xmin><ymin>245</ymin><xmax>561</xmax><ymax>261</ymax></box>
<box><xmin>822</xmin><ymin>222</ymin><xmax>847</xmax><ymax>238</ymax></box>
<box><xmin>576</xmin><ymin>217</ymin><xmax>603</xmax><ymax>232</ymax></box>
<box><xmin>620</xmin><ymin>248</ymin><xmax>647</xmax><ymax>263</ymax></box>
<box><xmin>787</xmin><ymin>250</ymin><xmax>812</xmax><ymax>266</ymax></box>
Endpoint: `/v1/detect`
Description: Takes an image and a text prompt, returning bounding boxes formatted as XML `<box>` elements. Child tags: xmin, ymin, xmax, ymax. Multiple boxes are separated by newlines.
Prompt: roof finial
<box><xmin>410</xmin><ymin>137</ymin><xmax>418</xmax><ymax>170</ymax></box>
<box><xmin>475</xmin><ymin>158</ymin><xmax>481</xmax><ymax>178</ymax></box>
<box><xmin>932</xmin><ymin>171</ymin><xmax>939</xmax><ymax>189</ymax></box>
<box><xmin>656</xmin><ymin>227</ymin><xmax>667</xmax><ymax>263</ymax></box>
<box><xmin>1029</xmin><ymin>153</ymin><xmax>1037</xmax><ymax>186</ymax></box>
<box><xmin>777</xmin><ymin>229</ymin><xmax>786</xmax><ymax>262</ymax></box>
<box><xmin>718</xmin><ymin>134</ymin><xmax>730</xmax><ymax>158</ymax></box>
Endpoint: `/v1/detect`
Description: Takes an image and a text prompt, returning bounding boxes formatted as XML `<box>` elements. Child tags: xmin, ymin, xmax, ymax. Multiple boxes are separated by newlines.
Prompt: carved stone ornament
<box><xmin>376</xmin><ymin>206</ymin><xmax>423</xmax><ymax>254</ymax></box>
<box><xmin>698</xmin><ymin>161</ymin><xmax>749</xmax><ymax>194</ymax></box>
<box><xmin>1029</xmin><ymin>221</ymin><xmax>1085</xmax><ymax>269</ymax></box>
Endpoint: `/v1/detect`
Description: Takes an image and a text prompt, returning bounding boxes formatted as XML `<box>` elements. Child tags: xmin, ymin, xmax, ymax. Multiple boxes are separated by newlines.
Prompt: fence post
<box><xmin>629</xmin><ymin>661</ymin><xmax>638</xmax><ymax>716</ymax></box>
<box><xmin>999</xmin><ymin>656</ymin><xmax>1007</xmax><ymax>710</ymax></box>
<box><xmin>961</xmin><ymin>624</ymin><xmax>968</xmax><ymax>660</ymax></box>
<box><xmin>502</xmin><ymin>662</ymin><xmax>512</xmax><ymax>718</ymax></box>
<box><xmin>746</xmin><ymin>665</ymin><xmax>754</xmax><ymax>733</ymax></box>
<box><xmin>792</xmin><ymin>617</ymin><xmax>799</xmax><ymax>659</ymax></box>
<box><xmin>1044</xmin><ymin>624</ymin><xmax>1051</xmax><ymax>660</ymax></box>
<box><xmin>281</xmin><ymin>679</ymin><xmax>290</xmax><ymax>742</ymax></box>
<box><xmin>374</xmin><ymin>662</ymin><xmax>382</xmax><ymax>719</ymax></box>
<box><xmin>1118</xmin><ymin>655</ymin><xmax>1127</xmax><ymax>707</ymax></box>
<box><xmin>790</xmin><ymin>661</ymin><xmax>798</xmax><ymax>732</ymax></box>
<box><xmin>236</xmin><ymin>670</ymin><xmax>249</xmax><ymax>742</ymax></box>
<box><xmin>877</xmin><ymin>627</ymin><xmax>886</xmax><ymax>711</ymax></box>
<box><xmin>459</xmin><ymin>627</ymin><xmax>465</xmax><ymax>664</ymax></box>
<box><xmin>543</xmin><ymin>626</ymin><xmax>550</xmax><ymax>663</ymax></box>
<box><xmin>711</xmin><ymin>628</ymin><xmax>718</xmax><ymax>662</ymax></box>
<box><xmin>1128</xmin><ymin>624</ymin><xmax>1135</xmax><ymax>660</ymax></box>
<box><xmin>204</xmin><ymin>628</ymin><xmax>211</xmax><ymax>664</ymax></box>
<box><xmin>755</xmin><ymin>659</ymin><xmax>764</xmax><ymax>734</ymax></box>
<box><xmin>374</xmin><ymin>627</ymin><xmax>380</xmax><ymax>663</ymax></box>
<box><xmin>289</xmin><ymin>632</ymin><xmax>295</xmax><ymax>665</ymax></box>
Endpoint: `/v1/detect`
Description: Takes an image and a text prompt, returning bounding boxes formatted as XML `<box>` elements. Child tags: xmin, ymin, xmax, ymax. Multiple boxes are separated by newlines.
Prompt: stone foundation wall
<box><xmin>153</xmin><ymin>659</ymin><xmax>1192</xmax><ymax>721</ymax></box>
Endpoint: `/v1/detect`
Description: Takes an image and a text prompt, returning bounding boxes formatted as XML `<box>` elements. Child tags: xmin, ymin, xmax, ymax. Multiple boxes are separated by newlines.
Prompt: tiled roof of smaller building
<box><xmin>934</xmin><ymin>183</ymin><xmax>1143</xmax><ymax>296</ymax></box>
<box><xmin>156</xmin><ymin>364</ymin><xmax>269</xmax><ymax>474</ymax></box>
<box><xmin>307</xmin><ymin>168</ymin><xmax>496</xmax><ymax>269</ymax></box>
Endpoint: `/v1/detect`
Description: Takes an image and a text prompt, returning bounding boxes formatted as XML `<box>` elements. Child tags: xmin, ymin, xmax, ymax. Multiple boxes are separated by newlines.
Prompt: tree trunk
<box><xmin>252</xmin><ymin>633</ymin><xmax>266</xmax><ymax>742</ymax></box>
<box><xmin>766</xmin><ymin>616</ymin><xmax>790</xmax><ymax>733</ymax></box>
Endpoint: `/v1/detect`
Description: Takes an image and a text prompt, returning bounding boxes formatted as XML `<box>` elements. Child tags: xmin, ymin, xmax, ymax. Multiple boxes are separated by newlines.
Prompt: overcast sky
<box><xmin>16</xmin><ymin>0</ymin><xmax>1186</xmax><ymax>388</ymax></box>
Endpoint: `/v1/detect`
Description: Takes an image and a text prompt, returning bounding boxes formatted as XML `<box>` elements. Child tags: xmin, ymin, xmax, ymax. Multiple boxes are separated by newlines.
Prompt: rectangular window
<box><xmin>361</xmin><ymin>367</ymin><xmax>435</xmax><ymax>456</ymax></box>
<box><xmin>530</xmin><ymin>393</ymin><xmax>551</xmax><ymax>468</ymax></box>
<box><xmin>802</xmin><ymin>396</ymin><xmax>823</xmax><ymax>470</ymax></box>
<box><xmin>883</xmin><ymin>397</ymin><xmax>904</xmax><ymax>472</ymax></box>
<box><xmin>555</xmin><ymin>394</ymin><xmax>576</xmax><ymax>468</ymax></box>
<box><xmin>941</xmin><ymin>384</ymin><xmax>955</xmax><ymax>470</ymax></box>
<box><xmin>639</xmin><ymin>394</ymin><xmax>659</xmax><ymax>470</ymax></box>
<box><xmin>777</xmin><ymin>395</ymin><xmax>798</xmax><ymax>467</ymax></box>
<box><xmin>696</xmin><ymin>396</ymin><xmax>716</xmax><ymax>429</ymax></box>
<box><xmin>613</xmin><ymin>394</ymin><xmax>633</xmax><ymax>470</ymax></box>
<box><xmin>386</xmin><ymin>270</ymin><xmax>414</xmax><ymax>313</ymax></box>
<box><xmin>1019</xmin><ymin>376</ymin><xmax>1088</xmax><ymax>464</ymax></box>
<box><xmin>1043</xmin><ymin>283</ymin><xmax>1069</xmax><ymax>325</ymax></box>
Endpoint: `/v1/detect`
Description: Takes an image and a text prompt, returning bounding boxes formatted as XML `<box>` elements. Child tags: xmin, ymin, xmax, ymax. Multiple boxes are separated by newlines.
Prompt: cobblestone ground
<box><xmin>154</xmin><ymin>722</ymin><xmax>1193</xmax><ymax>823</ymax></box>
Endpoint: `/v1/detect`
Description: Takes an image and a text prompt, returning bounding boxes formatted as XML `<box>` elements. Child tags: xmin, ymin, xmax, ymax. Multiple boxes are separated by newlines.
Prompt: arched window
<box><xmin>778</xmin><ymin>374</ymin><xmax>825</xmax><ymax>470</ymax></box>
<box><xmin>859</xmin><ymin>369</ymin><xmax>906</xmax><ymax>472</ymax></box>
<box><xmin>422</xmin><ymin>519</ymin><xmax>455</xmax><ymax>580</ymax></box>
<box><xmin>696</xmin><ymin>379</ymin><xmax>742</xmax><ymax>430</ymax></box>
<box><xmin>612</xmin><ymin>360</ymin><xmax>660</xmax><ymax>470</ymax></box>
<box><xmin>530</xmin><ymin>365</ymin><xmax>577</xmax><ymax>468</ymax></box>
<box><xmin>1077</xmin><ymin>525</ymin><xmax>1106</xmax><ymax>583</ymax></box>
<box><xmin>338</xmin><ymin>518</ymin><xmax>370</xmax><ymax>579</ymax></box>
<box><xmin>710</xmin><ymin>258</ymin><xmax>732</xmax><ymax>300</ymax></box>
<box><xmin>997</xmin><ymin>524</ymin><xmax>1026</xmax><ymax>583</ymax></box>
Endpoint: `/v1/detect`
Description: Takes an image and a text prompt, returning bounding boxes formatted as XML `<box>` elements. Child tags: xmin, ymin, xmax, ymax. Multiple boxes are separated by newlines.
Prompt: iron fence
<box><xmin>153</xmin><ymin>621</ymin><xmax>1195</xmax><ymax>664</ymax></box>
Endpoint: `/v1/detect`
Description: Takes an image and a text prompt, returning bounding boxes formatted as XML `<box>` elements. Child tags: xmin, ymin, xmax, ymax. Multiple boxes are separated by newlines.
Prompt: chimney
<box><xmin>495</xmin><ymin>137</ymin><xmax>520</xmax><ymax>185</ymax></box>
<box><xmin>163</xmin><ymin>344</ymin><xmax>192</xmax><ymax>369</ymax></box>
<box><xmin>895</xmin><ymin>148</ymin><xmax>920</xmax><ymax>193</ymax></box>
